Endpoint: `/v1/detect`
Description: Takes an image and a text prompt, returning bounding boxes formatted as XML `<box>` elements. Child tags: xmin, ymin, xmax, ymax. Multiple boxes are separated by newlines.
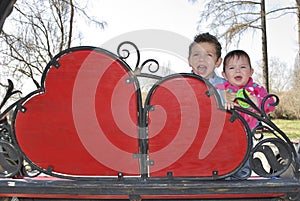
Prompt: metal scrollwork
<box><xmin>4</xmin><ymin>125</ymin><xmax>41</xmax><ymax>177</ymax></box>
<box><xmin>234</xmin><ymin>90</ymin><xmax>279</xmax><ymax>119</ymax></box>
<box><xmin>250</xmin><ymin>138</ymin><xmax>293</xmax><ymax>177</ymax></box>
<box><xmin>117</xmin><ymin>41</ymin><xmax>160</xmax><ymax>77</ymax></box>
<box><xmin>0</xmin><ymin>79</ymin><xmax>24</xmax><ymax>178</ymax></box>
<box><xmin>0</xmin><ymin>117</ymin><xmax>11</xmax><ymax>142</ymax></box>
<box><xmin>232</xmin><ymin>89</ymin><xmax>298</xmax><ymax>178</ymax></box>
<box><xmin>0</xmin><ymin>79</ymin><xmax>22</xmax><ymax>119</ymax></box>
<box><xmin>21</xmin><ymin>161</ymin><xmax>41</xmax><ymax>178</ymax></box>
<box><xmin>0</xmin><ymin>139</ymin><xmax>22</xmax><ymax>178</ymax></box>
<box><xmin>140</xmin><ymin>59</ymin><xmax>159</xmax><ymax>73</ymax></box>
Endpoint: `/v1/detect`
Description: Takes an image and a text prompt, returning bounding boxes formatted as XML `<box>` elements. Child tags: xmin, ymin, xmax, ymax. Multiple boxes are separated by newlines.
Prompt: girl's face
<box><xmin>188</xmin><ymin>42</ymin><xmax>222</xmax><ymax>79</ymax></box>
<box><xmin>222</xmin><ymin>55</ymin><xmax>254</xmax><ymax>87</ymax></box>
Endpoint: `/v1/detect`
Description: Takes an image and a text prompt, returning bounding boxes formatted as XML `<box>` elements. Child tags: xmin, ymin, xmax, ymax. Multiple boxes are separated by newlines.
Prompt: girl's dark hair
<box><xmin>223</xmin><ymin>50</ymin><xmax>252</xmax><ymax>72</ymax></box>
<box><xmin>189</xmin><ymin>32</ymin><xmax>222</xmax><ymax>59</ymax></box>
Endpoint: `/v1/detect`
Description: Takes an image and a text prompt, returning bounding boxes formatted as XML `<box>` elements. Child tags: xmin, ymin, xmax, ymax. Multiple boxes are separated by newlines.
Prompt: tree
<box><xmin>296</xmin><ymin>0</ymin><xmax>300</xmax><ymax>70</ymax></box>
<box><xmin>292</xmin><ymin>54</ymin><xmax>300</xmax><ymax>88</ymax></box>
<box><xmin>254</xmin><ymin>57</ymin><xmax>292</xmax><ymax>93</ymax></box>
<box><xmin>297</xmin><ymin>0</ymin><xmax>300</xmax><ymax>68</ymax></box>
<box><xmin>196</xmin><ymin>0</ymin><xmax>299</xmax><ymax>92</ymax></box>
<box><xmin>254</xmin><ymin>57</ymin><xmax>300</xmax><ymax>119</ymax></box>
<box><xmin>0</xmin><ymin>0</ymin><xmax>16</xmax><ymax>31</ymax></box>
<box><xmin>0</xmin><ymin>0</ymin><xmax>106</xmax><ymax>93</ymax></box>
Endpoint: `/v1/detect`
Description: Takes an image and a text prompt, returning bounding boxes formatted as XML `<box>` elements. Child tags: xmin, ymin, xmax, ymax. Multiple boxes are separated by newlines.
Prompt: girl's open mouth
<box><xmin>234</xmin><ymin>75</ymin><xmax>243</xmax><ymax>81</ymax></box>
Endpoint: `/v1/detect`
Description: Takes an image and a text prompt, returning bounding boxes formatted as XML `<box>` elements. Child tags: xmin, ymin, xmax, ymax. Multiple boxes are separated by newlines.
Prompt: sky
<box><xmin>81</xmin><ymin>0</ymin><xmax>201</xmax><ymax>45</ymax></box>
<box><xmin>77</xmin><ymin>0</ymin><xmax>298</xmax><ymax>77</ymax></box>
<box><xmin>78</xmin><ymin>0</ymin><xmax>203</xmax><ymax>74</ymax></box>
<box><xmin>4</xmin><ymin>0</ymin><xmax>298</xmax><ymax>95</ymax></box>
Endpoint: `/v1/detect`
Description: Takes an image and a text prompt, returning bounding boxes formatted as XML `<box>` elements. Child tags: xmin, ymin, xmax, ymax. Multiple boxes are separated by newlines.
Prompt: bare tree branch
<box><xmin>0</xmin><ymin>0</ymin><xmax>107</xmax><ymax>93</ymax></box>
<box><xmin>197</xmin><ymin>0</ymin><xmax>298</xmax><ymax>92</ymax></box>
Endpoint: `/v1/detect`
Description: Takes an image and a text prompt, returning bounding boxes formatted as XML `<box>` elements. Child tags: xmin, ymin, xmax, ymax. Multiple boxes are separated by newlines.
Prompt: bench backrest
<box><xmin>13</xmin><ymin>46</ymin><xmax>250</xmax><ymax>178</ymax></box>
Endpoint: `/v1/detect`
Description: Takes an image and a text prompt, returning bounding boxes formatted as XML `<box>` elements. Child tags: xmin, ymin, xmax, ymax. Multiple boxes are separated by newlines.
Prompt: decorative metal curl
<box><xmin>117</xmin><ymin>41</ymin><xmax>160</xmax><ymax>75</ymax></box>
<box><xmin>0</xmin><ymin>79</ymin><xmax>28</xmax><ymax>178</ymax></box>
<box><xmin>231</xmin><ymin>90</ymin><xmax>298</xmax><ymax>179</ymax></box>
<box><xmin>0</xmin><ymin>140</ymin><xmax>22</xmax><ymax>178</ymax></box>
<box><xmin>0</xmin><ymin>117</ymin><xmax>11</xmax><ymax>142</ymax></box>
<box><xmin>260</xmin><ymin>94</ymin><xmax>280</xmax><ymax>117</ymax></box>
<box><xmin>250</xmin><ymin>138</ymin><xmax>293</xmax><ymax>178</ymax></box>
<box><xmin>234</xmin><ymin>91</ymin><xmax>279</xmax><ymax>119</ymax></box>
<box><xmin>117</xmin><ymin>41</ymin><xmax>140</xmax><ymax>68</ymax></box>
<box><xmin>234</xmin><ymin>89</ymin><xmax>260</xmax><ymax>112</ymax></box>
<box><xmin>21</xmin><ymin>161</ymin><xmax>41</xmax><ymax>178</ymax></box>
<box><xmin>233</xmin><ymin>92</ymin><xmax>288</xmax><ymax>140</ymax></box>
<box><xmin>140</xmin><ymin>59</ymin><xmax>159</xmax><ymax>73</ymax></box>
<box><xmin>252</xmin><ymin>123</ymin><xmax>283</xmax><ymax>142</ymax></box>
<box><xmin>0</xmin><ymin>79</ymin><xmax>22</xmax><ymax>120</ymax></box>
<box><xmin>234</xmin><ymin>90</ymin><xmax>278</xmax><ymax>115</ymax></box>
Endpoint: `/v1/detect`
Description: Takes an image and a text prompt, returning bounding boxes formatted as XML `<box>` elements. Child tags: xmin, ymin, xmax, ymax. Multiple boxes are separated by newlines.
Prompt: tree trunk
<box><xmin>67</xmin><ymin>0</ymin><xmax>74</xmax><ymax>48</ymax></box>
<box><xmin>296</xmin><ymin>0</ymin><xmax>300</xmax><ymax>69</ymax></box>
<box><xmin>296</xmin><ymin>0</ymin><xmax>300</xmax><ymax>89</ymax></box>
<box><xmin>261</xmin><ymin>0</ymin><xmax>269</xmax><ymax>92</ymax></box>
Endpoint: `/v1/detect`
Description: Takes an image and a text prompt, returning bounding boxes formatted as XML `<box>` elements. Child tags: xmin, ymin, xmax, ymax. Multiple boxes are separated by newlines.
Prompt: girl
<box><xmin>216</xmin><ymin>50</ymin><xmax>275</xmax><ymax>129</ymax></box>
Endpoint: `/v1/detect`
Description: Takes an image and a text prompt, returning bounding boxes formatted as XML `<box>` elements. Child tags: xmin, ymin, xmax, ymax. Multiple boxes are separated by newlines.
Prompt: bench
<box><xmin>0</xmin><ymin>42</ymin><xmax>299</xmax><ymax>200</ymax></box>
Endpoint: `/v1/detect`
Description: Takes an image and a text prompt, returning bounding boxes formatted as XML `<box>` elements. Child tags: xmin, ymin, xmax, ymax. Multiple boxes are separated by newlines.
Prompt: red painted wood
<box><xmin>147</xmin><ymin>76</ymin><xmax>248</xmax><ymax>177</ymax></box>
<box><xmin>15</xmin><ymin>49</ymin><xmax>140</xmax><ymax>176</ymax></box>
<box><xmin>14</xmin><ymin>49</ymin><xmax>248</xmax><ymax>178</ymax></box>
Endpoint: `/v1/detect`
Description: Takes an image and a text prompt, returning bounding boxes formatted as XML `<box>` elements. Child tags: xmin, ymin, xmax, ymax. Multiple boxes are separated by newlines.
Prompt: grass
<box><xmin>272</xmin><ymin>119</ymin><xmax>300</xmax><ymax>140</ymax></box>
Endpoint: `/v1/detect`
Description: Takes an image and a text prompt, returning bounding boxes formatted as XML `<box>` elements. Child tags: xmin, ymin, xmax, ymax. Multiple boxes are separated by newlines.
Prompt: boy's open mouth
<box><xmin>196</xmin><ymin>66</ymin><xmax>207</xmax><ymax>74</ymax></box>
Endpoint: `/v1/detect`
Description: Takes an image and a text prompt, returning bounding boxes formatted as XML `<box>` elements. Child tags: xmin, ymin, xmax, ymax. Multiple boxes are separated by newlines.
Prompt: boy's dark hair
<box><xmin>223</xmin><ymin>50</ymin><xmax>252</xmax><ymax>72</ymax></box>
<box><xmin>189</xmin><ymin>32</ymin><xmax>222</xmax><ymax>59</ymax></box>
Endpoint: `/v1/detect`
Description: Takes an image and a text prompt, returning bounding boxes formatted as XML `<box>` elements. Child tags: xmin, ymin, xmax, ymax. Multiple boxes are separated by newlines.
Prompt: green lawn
<box><xmin>272</xmin><ymin>119</ymin><xmax>300</xmax><ymax>140</ymax></box>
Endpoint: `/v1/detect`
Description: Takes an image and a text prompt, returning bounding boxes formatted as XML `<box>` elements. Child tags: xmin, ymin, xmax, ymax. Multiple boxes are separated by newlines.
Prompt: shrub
<box><xmin>271</xmin><ymin>90</ymin><xmax>300</xmax><ymax>120</ymax></box>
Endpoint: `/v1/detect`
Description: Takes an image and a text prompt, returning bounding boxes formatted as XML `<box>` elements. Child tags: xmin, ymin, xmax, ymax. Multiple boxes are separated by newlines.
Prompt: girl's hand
<box><xmin>224</xmin><ymin>102</ymin><xmax>236</xmax><ymax>110</ymax></box>
<box><xmin>220</xmin><ymin>90</ymin><xmax>237</xmax><ymax>110</ymax></box>
<box><xmin>224</xmin><ymin>90</ymin><xmax>236</xmax><ymax>103</ymax></box>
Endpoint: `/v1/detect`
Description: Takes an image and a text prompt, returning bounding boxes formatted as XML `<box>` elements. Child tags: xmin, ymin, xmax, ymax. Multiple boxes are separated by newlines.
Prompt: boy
<box><xmin>188</xmin><ymin>32</ymin><xmax>225</xmax><ymax>86</ymax></box>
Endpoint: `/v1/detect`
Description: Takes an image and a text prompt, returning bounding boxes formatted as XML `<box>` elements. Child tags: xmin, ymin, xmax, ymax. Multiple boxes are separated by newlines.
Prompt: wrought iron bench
<box><xmin>0</xmin><ymin>42</ymin><xmax>299</xmax><ymax>200</ymax></box>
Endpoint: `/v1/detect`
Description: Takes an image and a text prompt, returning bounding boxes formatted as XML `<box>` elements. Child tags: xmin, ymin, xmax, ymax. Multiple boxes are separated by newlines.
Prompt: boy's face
<box><xmin>188</xmin><ymin>42</ymin><xmax>222</xmax><ymax>79</ymax></box>
<box><xmin>222</xmin><ymin>55</ymin><xmax>254</xmax><ymax>87</ymax></box>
